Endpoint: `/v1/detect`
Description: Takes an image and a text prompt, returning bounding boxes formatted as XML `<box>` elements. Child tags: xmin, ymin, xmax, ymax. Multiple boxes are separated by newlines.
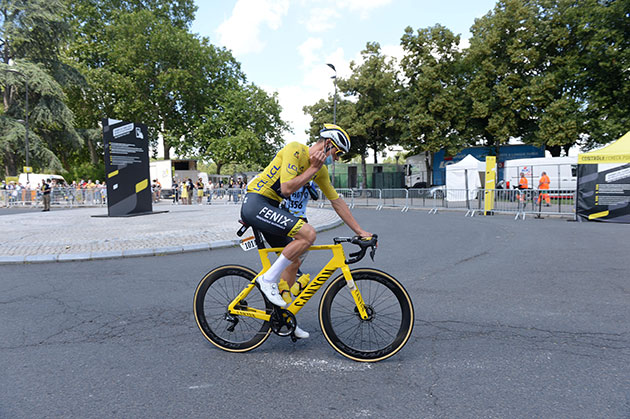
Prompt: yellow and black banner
<box><xmin>103</xmin><ymin>118</ymin><xmax>152</xmax><ymax>216</ymax></box>
<box><xmin>577</xmin><ymin>162</ymin><xmax>630</xmax><ymax>223</ymax></box>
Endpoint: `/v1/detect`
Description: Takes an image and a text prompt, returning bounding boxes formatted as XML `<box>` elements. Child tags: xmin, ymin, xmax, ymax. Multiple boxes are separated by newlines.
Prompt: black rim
<box><xmin>320</xmin><ymin>269</ymin><xmax>413</xmax><ymax>361</ymax></box>
<box><xmin>194</xmin><ymin>266</ymin><xmax>271</xmax><ymax>351</ymax></box>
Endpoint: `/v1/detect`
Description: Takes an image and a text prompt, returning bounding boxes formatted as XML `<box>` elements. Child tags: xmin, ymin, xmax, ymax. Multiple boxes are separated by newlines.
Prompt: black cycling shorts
<box><xmin>240</xmin><ymin>193</ymin><xmax>306</xmax><ymax>248</ymax></box>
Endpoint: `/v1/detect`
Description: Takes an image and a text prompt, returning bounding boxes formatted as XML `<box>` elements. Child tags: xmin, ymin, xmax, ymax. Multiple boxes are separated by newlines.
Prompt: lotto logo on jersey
<box><xmin>258</xmin><ymin>206</ymin><xmax>291</xmax><ymax>226</ymax></box>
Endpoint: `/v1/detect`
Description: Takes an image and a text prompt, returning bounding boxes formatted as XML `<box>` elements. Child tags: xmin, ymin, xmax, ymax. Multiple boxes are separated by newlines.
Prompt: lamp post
<box><xmin>4</xmin><ymin>67</ymin><xmax>29</xmax><ymax>182</ymax></box>
<box><xmin>326</xmin><ymin>63</ymin><xmax>337</xmax><ymax>124</ymax></box>
<box><xmin>326</xmin><ymin>63</ymin><xmax>338</xmax><ymax>187</ymax></box>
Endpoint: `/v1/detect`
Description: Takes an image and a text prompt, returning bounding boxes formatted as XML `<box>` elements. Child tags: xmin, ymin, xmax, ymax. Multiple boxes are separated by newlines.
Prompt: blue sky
<box><xmin>190</xmin><ymin>0</ymin><xmax>499</xmax><ymax>144</ymax></box>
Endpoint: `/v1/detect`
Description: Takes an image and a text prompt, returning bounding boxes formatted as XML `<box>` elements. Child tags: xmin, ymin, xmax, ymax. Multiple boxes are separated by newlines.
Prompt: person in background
<box><xmin>537</xmin><ymin>171</ymin><xmax>551</xmax><ymax>207</ymax></box>
<box><xmin>196</xmin><ymin>178</ymin><xmax>204</xmax><ymax>205</ymax></box>
<box><xmin>186</xmin><ymin>178</ymin><xmax>194</xmax><ymax>205</ymax></box>
<box><xmin>41</xmin><ymin>179</ymin><xmax>51</xmax><ymax>211</ymax></box>
<box><xmin>154</xmin><ymin>179</ymin><xmax>161</xmax><ymax>201</ymax></box>
<box><xmin>518</xmin><ymin>172</ymin><xmax>528</xmax><ymax>204</ymax></box>
<box><xmin>172</xmin><ymin>179</ymin><xmax>180</xmax><ymax>204</ymax></box>
<box><xmin>206</xmin><ymin>180</ymin><xmax>214</xmax><ymax>204</ymax></box>
<box><xmin>180</xmin><ymin>180</ymin><xmax>188</xmax><ymax>205</ymax></box>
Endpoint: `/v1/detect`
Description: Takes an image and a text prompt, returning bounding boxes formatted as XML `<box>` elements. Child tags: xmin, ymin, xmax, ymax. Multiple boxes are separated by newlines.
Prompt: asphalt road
<box><xmin>1</xmin><ymin>209</ymin><xmax>629</xmax><ymax>418</ymax></box>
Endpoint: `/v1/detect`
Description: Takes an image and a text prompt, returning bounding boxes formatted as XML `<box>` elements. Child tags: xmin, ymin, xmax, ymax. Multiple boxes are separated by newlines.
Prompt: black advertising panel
<box><xmin>577</xmin><ymin>162</ymin><xmax>630</xmax><ymax>223</ymax></box>
<box><xmin>103</xmin><ymin>118</ymin><xmax>152</xmax><ymax>216</ymax></box>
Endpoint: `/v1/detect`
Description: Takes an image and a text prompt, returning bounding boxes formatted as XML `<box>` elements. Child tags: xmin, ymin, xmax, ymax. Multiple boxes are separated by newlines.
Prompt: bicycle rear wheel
<box><xmin>194</xmin><ymin>265</ymin><xmax>272</xmax><ymax>352</ymax></box>
<box><xmin>319</xmin><ymin>268</ymin><xmax>414</xmax><ymax>362</ymax></box>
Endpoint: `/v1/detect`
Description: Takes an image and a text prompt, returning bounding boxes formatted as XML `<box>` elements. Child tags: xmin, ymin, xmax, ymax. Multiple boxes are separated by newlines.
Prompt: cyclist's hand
<box><xmin>310</xmin><ymin>149</ymin><xmax>326</xmax><ymax>169</ymax></box>
<box><xmin>357</xmin><ymin>229</ymin><xmax>372</xmax><ymax>239</ymax></box>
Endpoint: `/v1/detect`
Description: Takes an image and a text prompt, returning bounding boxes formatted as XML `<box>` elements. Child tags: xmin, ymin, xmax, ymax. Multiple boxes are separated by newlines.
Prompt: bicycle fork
<box><xmin>341</xmin><ymin>265</ymin><xmax>369</xmax><ymax>320</ymax></box>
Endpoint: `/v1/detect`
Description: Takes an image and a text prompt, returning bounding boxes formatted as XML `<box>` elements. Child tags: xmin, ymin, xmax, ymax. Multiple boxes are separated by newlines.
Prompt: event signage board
<box><xmin>484</xmin><ymin>156</ymin><xmax>496</xmax><ymax>215</ymax></box>
<box><xmin>577</xmin><ymin>163</ymin><xmax>630</xmax><ymax>222</ymax></box>
<box><xmin>576</xmin><ymin>131</ymin><xmax>630</xmax><ymax>223</ymax></box>
<box><xmin>102</xmin><ymin>118</ymin><xmax>152</xmax><ymax>216</ymax></box>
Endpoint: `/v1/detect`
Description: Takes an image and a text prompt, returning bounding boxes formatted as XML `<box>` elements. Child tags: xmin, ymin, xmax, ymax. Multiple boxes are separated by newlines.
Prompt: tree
<box><xmin>66</xmin><ymin>9</ymin><xmax>244</xmax><ymax>160</ymax></box>
<box><xmin>399</xmin><ymin>24</ymin><xmax>469</xmax><ymax>184</ymax></box>
<box><xmin>463</xmin><ymin>0</ymin><xmax>629</xmax><ymax>155</ymax></box>
<box><xmin>0</xmin><ymin>0</ymin><xmax>81</xmax><ymax>177</ymax></box>
<box><xmin>307</xmin><ymin>43</ymin><xmax>401</xmax><ymax>188</ymax></box>
<box><xmin>464</xmin><ymin>0</ymin><xmax>546</xmax><ymax>155</ymax></box>
<box><xmin>567</xmin><ymin>0</ymin><xmax>630</xmax><ymax>148</ymax></box>
<box><xmin>194</xmin><ymin>83</ymin><xmax>288</xmax><ymax>174</ymax></box>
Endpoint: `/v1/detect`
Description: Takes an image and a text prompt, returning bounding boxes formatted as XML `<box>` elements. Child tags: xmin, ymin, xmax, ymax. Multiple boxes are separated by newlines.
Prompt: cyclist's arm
<box><xmin>280</xmin><ymin>145</ymin><xmax>326</xmax><ymax>197</ymax></box>
<box><xmin>281</xmin><ymin>166</ymin><xmax>319</xmax><ymax>197</ymax></box>
<box><xmin>330</xmin><ymin>197</ymin><xmax>371</xmax><ymax>237</ymax></box>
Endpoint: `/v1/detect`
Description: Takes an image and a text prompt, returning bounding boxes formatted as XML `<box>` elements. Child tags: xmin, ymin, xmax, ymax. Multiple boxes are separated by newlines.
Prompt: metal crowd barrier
<box><xmin>168</xmin><ymin>188</ymin><xmax>246</xmax><ymax>205</ymax></box>
<box><xmin>485</xmin><ymin>188</ymin><xmax>576</xmax><ymax>219</ymax></box>
<box><xmin>3</xmin><ymin>185</ymin><xmax>576</xmax><ymax>220</ymax></box>
<box><xmin>0</xmin><ymin>187</ymin><xmax>108</xmax><ymax>208</ymax></box>
<box><xmin>309</xmin><ymin>187</ymin><xmax>575</xmax><ymax>220</ymax></box>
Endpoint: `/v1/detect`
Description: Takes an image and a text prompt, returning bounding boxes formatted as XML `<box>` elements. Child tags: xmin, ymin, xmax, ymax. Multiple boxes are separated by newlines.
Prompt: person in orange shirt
<box><xmin>518</xmin><ymin>172</ymin><xmax>528</xmax><ymax>203</ymax></box>
<box><xmin>537</xmin><ymin>171</ymin><xmax>551</xmax><ymax>206</ymax></box>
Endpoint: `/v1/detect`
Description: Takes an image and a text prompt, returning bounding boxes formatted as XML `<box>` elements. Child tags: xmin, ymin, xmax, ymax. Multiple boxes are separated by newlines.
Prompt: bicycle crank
<box><xmin>269</xmin><ymin>308</ymin><xmax>296</xmax><ymax>337</ymax></box>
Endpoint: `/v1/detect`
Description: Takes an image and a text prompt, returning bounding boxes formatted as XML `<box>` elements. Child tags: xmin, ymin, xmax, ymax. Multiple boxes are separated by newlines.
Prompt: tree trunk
<box><xmin>3</xmin><ymin>151</ymin><xmax>17</xmax><ymax>177</ymax></box>
<box><xmin>164</xmin><ymin>145</ymin><xmax>171</xmax><ymax>160</ymax></box>
<box><xmin>547</xmin><ymin>145</ymin><xmax>561</xmax><ymax>157</ymax></box>
<box><xmin>87</xmin><ymin>136</ymin><xmax>98</xmax><ymax>165</ymax></box>
<box><xmin>216</xmin><ymin>163</ymin><xmax>223</xmax><ymax>175</ymax></box>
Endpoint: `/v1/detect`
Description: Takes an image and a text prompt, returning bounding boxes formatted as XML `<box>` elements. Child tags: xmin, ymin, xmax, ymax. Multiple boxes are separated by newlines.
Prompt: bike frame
<box><xmin>227</xmin><ymin>243</ymin><xmax>369</xmax><ymax>321</ymax></box>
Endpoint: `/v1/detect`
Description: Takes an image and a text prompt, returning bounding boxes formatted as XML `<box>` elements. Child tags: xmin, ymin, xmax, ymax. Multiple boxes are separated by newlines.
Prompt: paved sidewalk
<box><xmin>0</xmin><ymin>202</ymin><xmax>342</xmax><ymax>264</ymax></box>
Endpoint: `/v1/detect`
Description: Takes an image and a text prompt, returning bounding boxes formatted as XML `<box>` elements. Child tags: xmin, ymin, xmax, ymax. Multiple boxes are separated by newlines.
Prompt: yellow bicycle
<box><xmin>193</xmin><ymin>223</ymin><xmax>414</xmax><ymax>362</ymax></box>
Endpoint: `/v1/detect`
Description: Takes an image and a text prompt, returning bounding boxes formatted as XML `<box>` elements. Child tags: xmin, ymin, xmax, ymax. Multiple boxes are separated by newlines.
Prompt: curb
<box><xmin>0</xmin><ymin>218</ymin><xmax>343</xmax><ymax>265</ymax></box>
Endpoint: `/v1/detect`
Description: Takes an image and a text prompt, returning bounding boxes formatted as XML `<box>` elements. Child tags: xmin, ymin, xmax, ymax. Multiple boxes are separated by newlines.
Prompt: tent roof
<box><xmin>578</xmin><ymin>131</ymin><xmax>630</xmax><ymax>164</ymax></box>
<box><xmin>447</xmin><ymin>154</ymin><xmax>483</xmax><ymax>170</ymax></box>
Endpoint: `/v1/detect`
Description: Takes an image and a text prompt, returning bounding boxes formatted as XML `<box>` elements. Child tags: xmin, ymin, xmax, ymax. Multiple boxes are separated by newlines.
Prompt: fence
<box><xmin>3</xmin><ymin>186</ymin><xmax>576</xmax><ymax>219</ymax></box>
<box><xmin>310</xmin><ymin>187</ymin><xmax>576</xmax><ymax>219</ymax></box>
<box><xmin>1</xmin><ymin>187</ymin><xmax>107</xmax><ymax>208</ymax></box>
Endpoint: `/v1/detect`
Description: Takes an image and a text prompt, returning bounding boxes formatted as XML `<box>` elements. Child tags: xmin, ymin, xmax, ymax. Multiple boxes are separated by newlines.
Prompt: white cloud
<box><xmin>216</xmin><ymin>0</ymin><xmax>290</xmax><ymax>56</ymax></box>
<box><xmin>298</xmin><ymin>37</ymin><xmax>324</xmax><ymax>69</ymax></box>
<box><xmin>304</xmin><ymin>7</ymin><xmax>340</xmax><ymax>33</ymax></box>
<box><xmin>338</xmin><ymin>0</ymin><xmax>393</xmax><ymax>19</ymax></box>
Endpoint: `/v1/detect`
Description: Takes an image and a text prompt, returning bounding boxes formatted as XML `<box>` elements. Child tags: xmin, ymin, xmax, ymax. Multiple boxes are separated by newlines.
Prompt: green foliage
<box><xmin>65</xmin><ymin>160</ymin><xmax>105</xmax><ymax>183</ymax></box>
<box><xmin>194</xmin><ymin>83</ymin><xmax>289</xmax><ymax>174</ymax></box>
<box><xmin>0</xmin><ymin>0</ymin><xmax>81</xmax><ymax>176</ymax></box>
<box><xmin>305</xmin><ymin>43</ymin><xmax>402</xmax><ymax>187</ymax></box>
<box><xmin>66</xmin><ymin>8</ymin><xmax>245</xmax><ymax>160</ymax></box>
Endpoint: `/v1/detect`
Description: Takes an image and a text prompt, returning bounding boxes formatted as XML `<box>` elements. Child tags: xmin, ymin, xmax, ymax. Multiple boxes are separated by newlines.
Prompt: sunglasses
<box><xmin>325</xmin><ymin>143</ymin><xmax>343</xmax><ymax>156</ymax></box>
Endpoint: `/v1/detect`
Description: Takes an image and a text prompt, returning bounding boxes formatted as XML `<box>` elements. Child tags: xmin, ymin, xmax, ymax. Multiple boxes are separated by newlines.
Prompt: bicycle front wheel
<box><xmin>319</xmin><ymin>268</ymin><xmax>414</xmax><ymax>362</ymax></box>
<box><xmin>194</xmin><ymin>265</ymin><xmax>272</xmax><ymax>352</ymax></box>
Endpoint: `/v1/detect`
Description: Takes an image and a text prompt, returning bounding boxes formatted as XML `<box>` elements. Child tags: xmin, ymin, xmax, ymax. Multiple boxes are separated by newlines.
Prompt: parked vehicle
<box><xmin>18</xmin><ymin>173</ymin><xmax>66</xmax><ymax>187</ymax></box>
<box><xmin>503</xmin><ymin>156</ymin><xmax>577</xmax><ymax>191</ymax></box>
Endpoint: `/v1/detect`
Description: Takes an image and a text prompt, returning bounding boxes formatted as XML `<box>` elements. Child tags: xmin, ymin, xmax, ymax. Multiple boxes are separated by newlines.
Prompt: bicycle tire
<box><xmin>194</xmin><ymin>265</ymin><xmax>272</xmax><ymax>352</ymax></box>
<box><xmin>319</xmin><ymin>268</ymin><xmax>414</xmax><ymax>362</ymax></box>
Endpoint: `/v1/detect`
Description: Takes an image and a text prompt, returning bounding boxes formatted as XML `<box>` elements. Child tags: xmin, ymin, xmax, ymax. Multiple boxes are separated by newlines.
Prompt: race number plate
<box><xmin>240</xmin><ymin>236</ymin><xmax>257</xmax><ymax>251</ymax></box>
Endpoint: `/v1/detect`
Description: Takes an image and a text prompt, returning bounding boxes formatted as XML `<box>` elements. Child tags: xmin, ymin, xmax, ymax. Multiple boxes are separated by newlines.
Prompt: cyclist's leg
<box><xmin>241</xmin><ymin>193</ymin><xmax>311</xmax><ymax>306</ymax></box>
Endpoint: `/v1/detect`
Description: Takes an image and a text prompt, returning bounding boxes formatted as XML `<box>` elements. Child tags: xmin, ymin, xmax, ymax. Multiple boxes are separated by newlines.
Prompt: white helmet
<box><xmin>319</xmin><ymin>123</ymin><xmax>350</xmax><ymax>154</ymax></box>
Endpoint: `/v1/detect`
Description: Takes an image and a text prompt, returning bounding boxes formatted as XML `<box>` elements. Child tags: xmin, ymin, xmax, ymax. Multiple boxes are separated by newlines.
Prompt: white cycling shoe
<box><xmin>294</xmin><ymin>325</ymin><xmax>310</xmax><ymax>339</ymax></box>
<box><xmin>256</xmin><ymin>277</ymin><xmax>287</xmax><ymax>307</ymax></box>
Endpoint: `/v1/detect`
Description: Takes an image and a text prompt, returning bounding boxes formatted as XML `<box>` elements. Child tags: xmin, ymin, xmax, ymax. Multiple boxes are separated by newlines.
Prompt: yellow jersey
<box><xmin>247</xmin><ymin>142</ymin><xmax>339</xmax><ymax>203</ymax></box>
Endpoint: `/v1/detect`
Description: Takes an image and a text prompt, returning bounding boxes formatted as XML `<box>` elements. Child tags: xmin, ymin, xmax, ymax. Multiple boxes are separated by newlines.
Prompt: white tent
<box><xmin>445</xmin><ymin>154</ymin><xmax>484</xmax><ymax>201</ymax></box>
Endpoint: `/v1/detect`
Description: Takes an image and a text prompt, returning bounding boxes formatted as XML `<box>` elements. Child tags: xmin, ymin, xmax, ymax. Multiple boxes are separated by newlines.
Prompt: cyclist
<box><xmin>240</xmin><ymin>124</ymin><xmax>372</xmax><ymax>339</ymax></box>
